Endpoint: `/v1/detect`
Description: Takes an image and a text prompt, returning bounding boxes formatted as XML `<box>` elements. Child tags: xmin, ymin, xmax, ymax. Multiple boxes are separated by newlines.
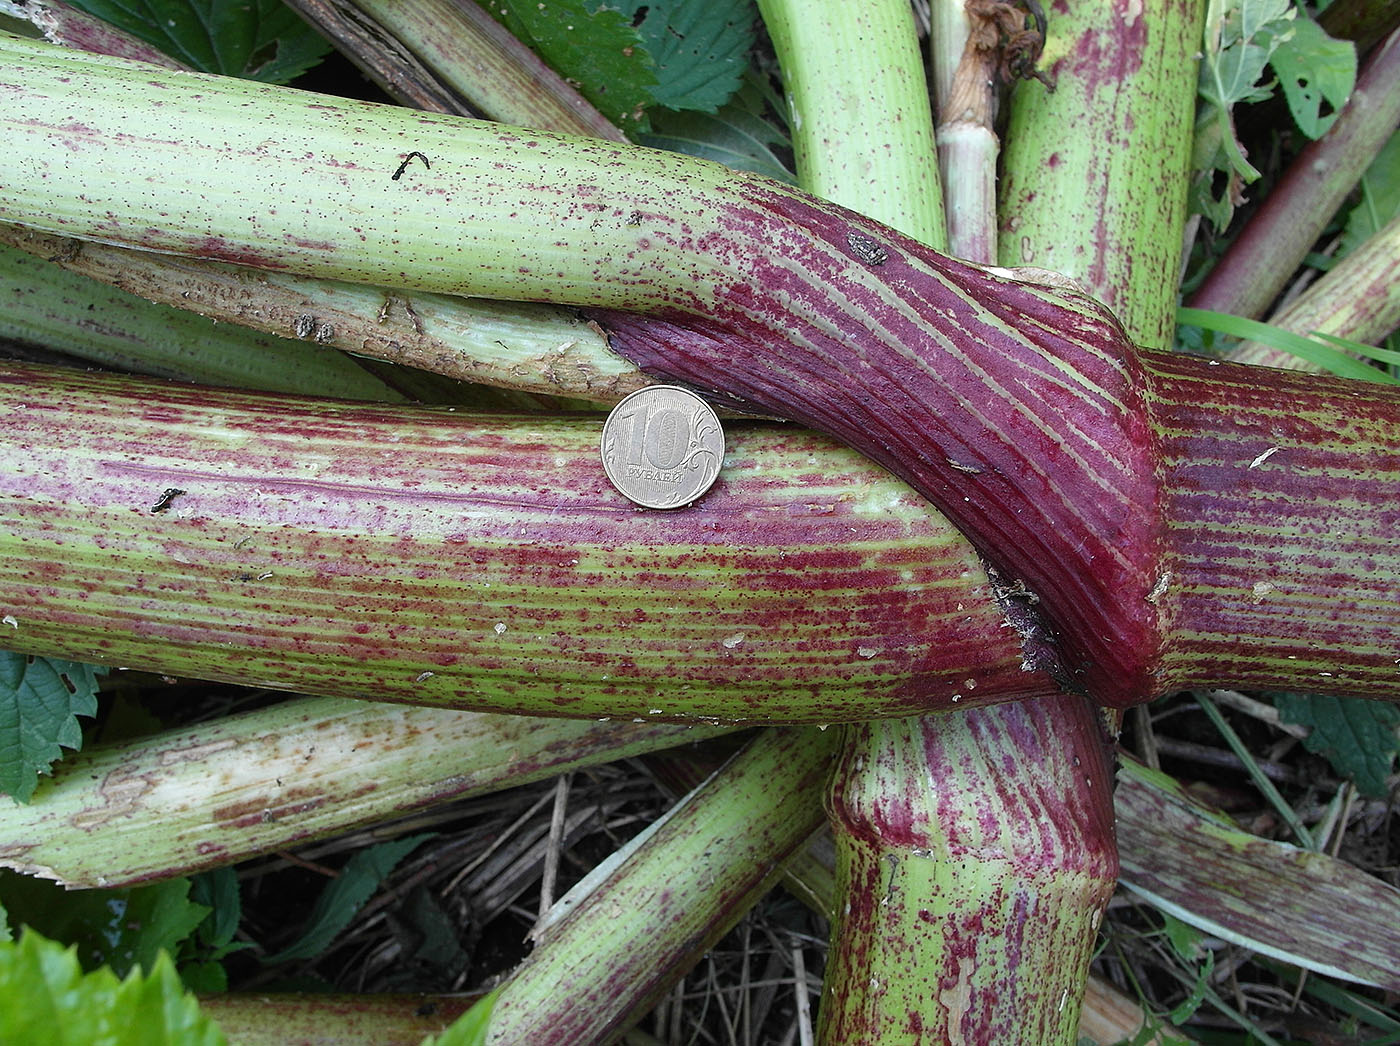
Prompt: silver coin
<box><xmin>601</xmin><ymin>385</ymin><xmax>725</xmax><ymax>509</ymax></box>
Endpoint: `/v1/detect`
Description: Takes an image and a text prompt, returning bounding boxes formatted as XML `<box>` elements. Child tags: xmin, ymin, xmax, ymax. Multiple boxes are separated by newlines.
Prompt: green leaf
<box><xmin>0</xmin><ymin>872</ymin><xmax>210</xmax><ymax>978</ymax></box>
<box><xmin>1268</xmin><ymin>18</ymin><xmax>1356</xmax><ymax>138</ymax></box>
<box><xmin>1192</xmin><ymin>0</ymin><xmax>1298</xmax><ymax>229</ymax></box>
<box><xmin>1274</xmin><ymin>693</ymin><xmax>1400</xmax><ymax>797</ymax></box>
<box><xmin>189</xmin><ymin>868</ymin><xmax>241</xmax><ymax>952</ymax></box>
<box><xmin>622</xmin><ymin>0</ymin><xmax>756</xmax><ymax>113</ymax></box>
<box><xmin>641</xmin><ymin>86</ymin><xmax>793</xmax><ymax>181</ymax></box>
<box><xmin>1341</xmin><ymin>131</ymin><xmax>1400</xmax><ymax>256</ymax></box>
<box><xmin>1162</xmin><ymin>911</ymin><xmax>1206</xmax><ymax>962</ymax></box>
<box><xmin>0</xmin><ymin>931</ymin><xmax>226</xmax><ymax>1046</ymax></box>
<box><xmin>1175</xmin><ymin>307</ymin><xmax>1399</xmax><ymax>384</ymax></box>
<box><xmin>484</xmin><ymin>0</ymin><xmax>658</xmax><ymax>129</ymax></box>
<box><xmin>63</xmin><ymin>0</ymin><xmax>331</xmax><ymax>83</ymax></box>
<box><xmin>0</xmin><ymin>650</ymin><xmax>103</xmax><ymax>803</ymax></box>
<box><xmin>264</xmin><ymin>833</ymin><xmax>433</xmax><ymax>963</ymax></box>
<box><xmin>420</xmin><ymin>987</ymin><xmax>499</xmax><ymax>1046</ymax></box>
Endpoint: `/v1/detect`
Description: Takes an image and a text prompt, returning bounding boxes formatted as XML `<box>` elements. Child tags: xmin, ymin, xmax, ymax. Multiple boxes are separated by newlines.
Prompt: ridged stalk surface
<box><xmin>0</xmin><ymin>360</ymin><xmax>1057</xmax><ymax>722</ymax></box>
<box><xmin>6</xmin><ymin>38</ymin><xmax>1400</xmax><ymax>705</ymax></box>
<box><xmin>0</xmin><ymin>696</ymin><xmax>720</xmax><ymax>887</ymax></box>
<box><xmin>756</xmin><ymin>0</ymin><xmax>944</xmax><ymax>245</ymax></box>
<box><xmin>818</xmin><ymin>698</ymin><xmax>1118</xmax><ymax>1044</ymax></box>
<box><xmin>998</xmin><ymin>0</ymin><xmax>1203</xmax><ymax>348</ymax></box>
<box><xmin>476</xmin><ymin>726</ymin><xmax>836</xmax><ymax>1044</ymax></box>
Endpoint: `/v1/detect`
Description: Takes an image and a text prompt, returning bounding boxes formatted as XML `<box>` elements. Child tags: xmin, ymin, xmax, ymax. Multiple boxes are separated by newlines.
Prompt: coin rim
<box><xmin>600</xmin><ymin>385</ymin><xmax>725</xmax><ymax>510</ymax></box>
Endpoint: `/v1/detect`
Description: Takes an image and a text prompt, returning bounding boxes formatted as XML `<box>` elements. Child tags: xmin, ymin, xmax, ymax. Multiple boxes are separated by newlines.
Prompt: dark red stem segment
<box><xmin>595</xmin><ymin>184</ymin><xmax>1166</xmax><ymax>706</ymax></box>
<box><xmin>1144</xmin><ymin>350</ymin><xmax>1400</xmax><ymax>700</ymax></box>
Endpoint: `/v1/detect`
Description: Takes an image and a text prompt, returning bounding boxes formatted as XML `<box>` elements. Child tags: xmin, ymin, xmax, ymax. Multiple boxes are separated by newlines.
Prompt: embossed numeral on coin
<box><xmin>601</xmin><ymin>386</ymin><xmax>725</xmax><ymax>509</ymax></box>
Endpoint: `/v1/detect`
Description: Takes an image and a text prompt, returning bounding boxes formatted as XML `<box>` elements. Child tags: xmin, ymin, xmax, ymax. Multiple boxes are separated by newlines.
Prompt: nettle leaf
<box><xmin>1269</xmin><ymin>18</ymin><xmax>1356</xmax><ymax>139</ymax></box>
<box><xmin>0</xmin><ymin>932</ymin><xmax>226</xmax><ymax>1046</ymax></box>
<box><xmin>622</xmin><ymin>0</ymin><xmax>756</xmax><ymax>113</ymax></box>
<box><xmin>0</xmin><ymin>872</ymin><xmax>210</xmax><ymax>978</ymax></box>
<box><xmin>265</xmin><ymin>833</ymin><xmax>433</xmax><ymax>963</ymax></box>
<box><xmin>1275</xmin><ymin>693</ymin><xmax>1400</xmax><ymax>797</ymax></box>
<box><xmin>0</xmin><ymin>650</ymin><xmax>103</xmax><ymax>804</ymax></box>
<box><xmin>63</xmin><ymin>0</ymin><xmax>331</xmax><ymax>83</ymax></box>
<box><xmin>484</xmin><ymin>0</ymin><xmax>658</xmax><ymax>129</ymax></box>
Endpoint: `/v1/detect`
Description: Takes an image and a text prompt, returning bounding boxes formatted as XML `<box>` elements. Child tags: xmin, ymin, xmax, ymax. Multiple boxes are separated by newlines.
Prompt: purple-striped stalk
<box><xmin>817</xmin><ymin>698</ymin><xmax>1118</xmax><ymax>1044</ymax></box>
<box><xmin>997</xmin><ymin>0</ymin><xmax>1203</xmax><ymax>348</ymax></box>
<box><xmin>465</xmin><ymin>726</ymin><xmax>836</xmax><ymax>1044</ymax></box>
<box><xmin>1188</xmin><ymin>29</ymin><xmax>1400</xmax><ymax>320</ymax></box>
<box><xmin>197</xmin><ymin>991</ymin><xmax>480</xmax><ymax>1045</ymax></box>
<box><xmin>0</xmin><ymin>695</ymin><xmax>722</xmax><ymax>887</ymax></box>
<box><xmin>1229</xmin><ymin>211</ymin><xmax>1400</xmax><ymax>370</ymax></box>
<box><xmin>0</xmin><ymin>225</ymin><xmax>644</xmax><ymax>405</ymax></box>
<box><xmin>0</xmin><ymin>360</ymin><xmax>1060</xmax><ymax>722</ymax></box>
<box><xmin>6</xmin><ymin>37</ymin><xmax>1400</xmax><ymax>706</ymax></box>
<box><xmin>802</xmin><ymin>6</ymin><xmax>1117</xmax><ymax>1040</ymax></box>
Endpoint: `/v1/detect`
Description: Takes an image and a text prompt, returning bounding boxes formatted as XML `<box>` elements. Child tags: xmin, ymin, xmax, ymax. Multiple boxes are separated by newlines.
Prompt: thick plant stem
<box><xmin>1189</xmin><ymin>29</ymin><xmax>1400</xmax><ymax>320</ymax></box>
<box><xmin>755</xmin><ymin>0</ymin><xmax>944</xmax><ymax>246</ymax></box>
<box><xmin>0</xmin><ymin>225</ymin><xmax>644</xmax><ymax>405</ymax></box>
<box><xmin>1230</xmin><ymin>211</ymin><xmax>1400</xmax><ymax>369</ymax></box>
<box><xmin>998</xmin><ymin>0</ymin><xmax>1203</xmax><ymax>349</ymax></box>
<box><xmin>310</xmin><ymin>0</ymin><xmax>625</xmax><ymax>140</ymax></box>
<box><xmin>0</xmin><ymin>238</ymin><xmax>485</xmax><ymax>402</ymax></box>
<box><xmin>7</xmin><ymin>38</ymin><xmax>1400</xmax><ymax>705</ymax></box>
<box><xmin>470</xmin><ymin>727</ymin><xmax>836</xmax><ymax>1044</ymax></box>
<box><xmin>0</xmin><ymin>696</ymin><xmax>723</xmax><ymax>887</ymax></box>
<box><xmin>0</xmin><ymin>36</ymin><xmax>1171</xmax><ymax>703</ymax></box>
<box><xmin>0</xmin><ymin>361</ymin><xmax>1063</xmax><ymax>722</ymax></box>
<box><xmin>817</xmin><ymin>699</ymin><xmax>1118</xmax><ymax>1044</ymax></box>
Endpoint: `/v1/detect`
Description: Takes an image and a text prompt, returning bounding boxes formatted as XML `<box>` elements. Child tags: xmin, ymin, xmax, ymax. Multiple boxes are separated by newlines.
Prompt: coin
<box><xmin>600</xmin><ymin>385</ymin><xmax>725</xmax><ymax>509</ymax></box>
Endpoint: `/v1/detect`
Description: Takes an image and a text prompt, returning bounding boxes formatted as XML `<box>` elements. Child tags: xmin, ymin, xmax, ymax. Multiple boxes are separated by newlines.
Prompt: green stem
<box><xmin>0</xmin><ymin>360</ymin><xmax>1056</xmax><ymax>722</ymax></box>
<box><xmin>1188</xmin><ymin>30</ymin><xmax>1400</xmax><ymax>320</ymax></box>
<box><xmin>818</xmin><ymin>699</ymin><xmax>1118</xmax><ymax>1044</ymax></box>
<box><xmin>755</xmin><ymin>0</ymin><xmax>944</xmax><ymax>246</ymax></box>
<box><xmin>316</xmin><ymin>0</ymin><xmax>625</xmax><ymax>140</ymax></box>
<box><xmin>470</xmin><ymin>727</ymin><xmax>836</xmax><ymax>1044</ymax></box>
<box><xmin>0</xmin><ymin>224</ymin><xmax>643</xmax><ymax>404</ymax></box>
<box><xmin>998</xmin><ymin>0</ymin><xmax>1204</xmax><ymax>349</ymax></box>
<box><xmin>0</xmin><ymin>695</ymin><xmax>722</xmax><ymax>887</ymax></box>
<box><xmin>197</xmin><ymin>992</ymin><xmax>481</xmax><ymax>1045</ymax></box>
<box><xmin>0</xmin><ymin>237</ymin><xmax>475</xmax><ymax>402</ymax></box>
<box><xmin>1229</xmin><ymin>211</ymin><xmax>1400</xmax><ymax>370</ymax></box>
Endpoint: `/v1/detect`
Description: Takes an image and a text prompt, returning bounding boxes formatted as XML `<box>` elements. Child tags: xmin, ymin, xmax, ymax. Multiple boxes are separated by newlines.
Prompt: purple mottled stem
<box><xmin>818</xmin><ymin>697</ymin><xmax>1118</xmax><ymax>1044</ymax></box>
<box><xmin>0</xmin><ymin>361</ymin><xmax>1056</xmax><ymax>722</ymax></box>
<box><xmin>6</xmin><ymin>40</ymin><xmax>1400</xmax><ymax>704</ymax></box>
